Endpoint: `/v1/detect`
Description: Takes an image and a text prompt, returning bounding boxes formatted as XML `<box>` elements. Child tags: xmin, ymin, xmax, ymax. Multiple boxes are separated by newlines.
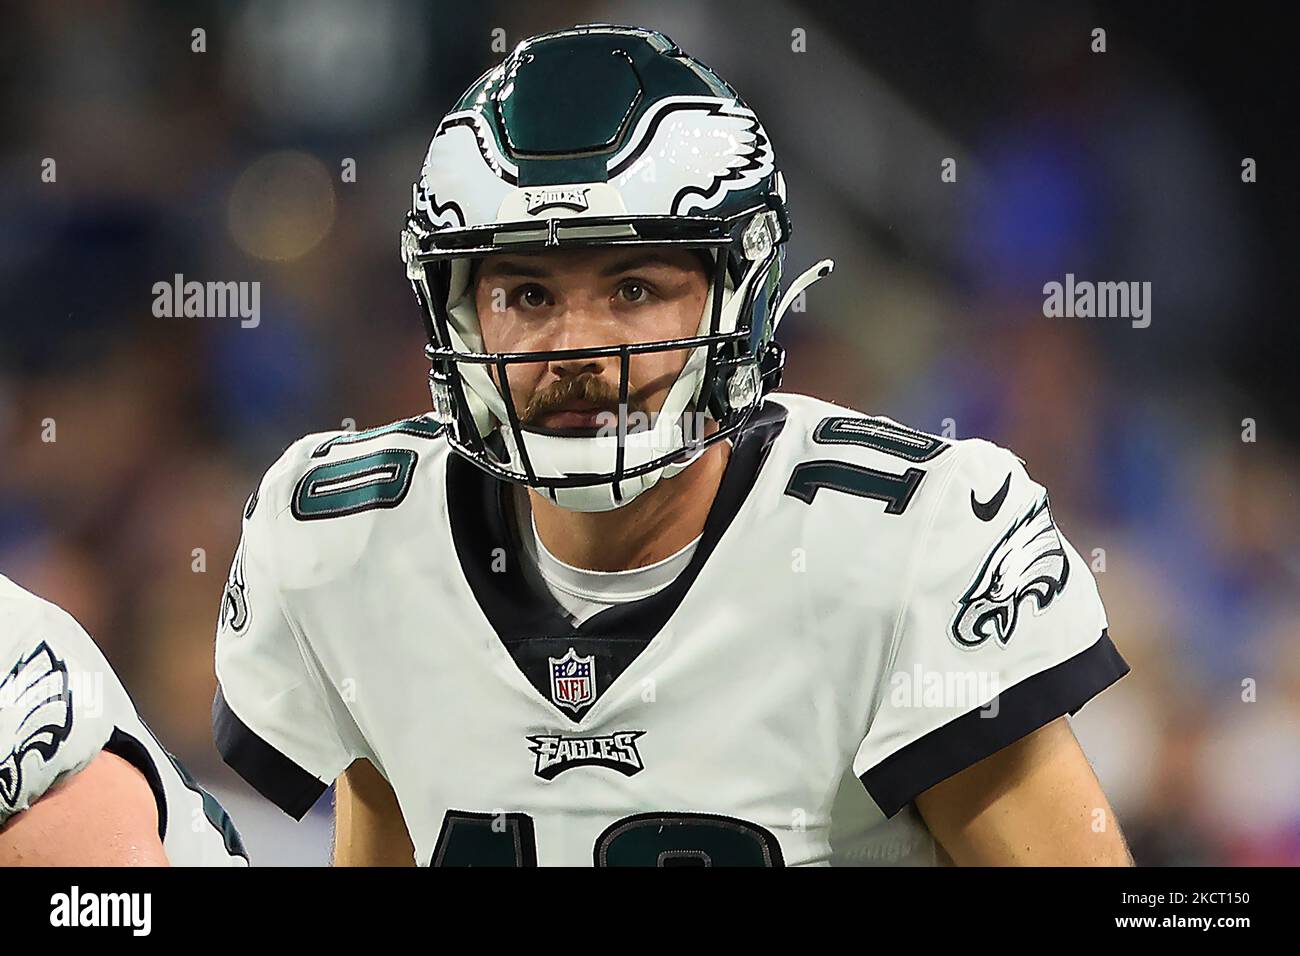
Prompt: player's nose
<box><xmin>544</xmin><ymin>300</ymin><xmax>622</xmax><ymax>379</ymax></box>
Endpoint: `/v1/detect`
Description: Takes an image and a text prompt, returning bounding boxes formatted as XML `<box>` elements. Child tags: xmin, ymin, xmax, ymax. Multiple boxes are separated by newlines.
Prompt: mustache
<box><xmin>520</xmin><ymin>374</ymin><xmax>647</xmax><ymax>426</ymax></box>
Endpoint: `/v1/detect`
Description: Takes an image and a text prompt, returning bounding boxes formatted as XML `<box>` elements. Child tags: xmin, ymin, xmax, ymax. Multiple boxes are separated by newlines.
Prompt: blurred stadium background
<box><xmin>1</xmin><ymin>1</ymin><xmax>1295</xmax><ymax>865</ymax></box>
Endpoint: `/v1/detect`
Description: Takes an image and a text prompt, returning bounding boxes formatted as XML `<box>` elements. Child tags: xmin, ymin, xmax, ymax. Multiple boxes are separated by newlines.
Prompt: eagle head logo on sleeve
<box><xmin>0</xmin><ymin>642</ymin><xmax>73</xmax><ymax>811</ymax></box>
<box><xmin>950</xmin><ymin>496</ymin><xmax>1070</xmax><ymax>649</ymax></box>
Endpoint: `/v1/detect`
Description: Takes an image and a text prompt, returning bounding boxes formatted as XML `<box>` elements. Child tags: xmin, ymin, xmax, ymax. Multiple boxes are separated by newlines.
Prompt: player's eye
<box><xmin>616</xmin><ymin>279</ymin><xmax>654</xmax><ymax>305</ymax></box>
<box><xmin>511</xmin><ymin>284</ymin><xmax>550</xmax><ymax>309</ymax></box>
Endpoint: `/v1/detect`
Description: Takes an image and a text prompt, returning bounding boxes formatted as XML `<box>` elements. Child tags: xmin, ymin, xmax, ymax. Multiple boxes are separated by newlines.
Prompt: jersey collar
<box><xmin>445</xmin><ymin>399</ymin><xmax>789</xmax><ymax>722</ymax></box>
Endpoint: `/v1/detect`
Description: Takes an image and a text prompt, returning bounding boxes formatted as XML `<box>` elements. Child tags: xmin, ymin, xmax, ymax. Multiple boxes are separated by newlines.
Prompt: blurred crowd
<box><xmin>0</xmin><ymin>1</ymin><xmax>1295</xmax><ymax>865</ymax></box>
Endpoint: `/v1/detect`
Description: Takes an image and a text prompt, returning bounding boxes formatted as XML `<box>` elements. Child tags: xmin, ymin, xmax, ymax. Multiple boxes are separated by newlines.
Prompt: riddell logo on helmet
<box><xmin>524</xmin><ymin>187</ymin><xmax>591</xmax><ymax>215</ymax></box>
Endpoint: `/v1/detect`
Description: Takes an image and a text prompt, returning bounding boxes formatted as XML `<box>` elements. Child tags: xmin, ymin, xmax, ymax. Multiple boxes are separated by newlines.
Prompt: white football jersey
<box><xmin>0</xmin><ymin>575</ymin><xmax>247</xmax><ymax>866</ymax></box>
<box><xmin>214</xmin><ymin>393</ymin><xmax>1127</xmax><ymax>866</ymax></box>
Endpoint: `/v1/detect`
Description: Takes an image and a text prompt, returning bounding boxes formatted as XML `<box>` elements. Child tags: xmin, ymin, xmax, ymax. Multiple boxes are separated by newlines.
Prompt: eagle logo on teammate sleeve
<box><xmin>950</xmin><ymin>496</ymin><xmax>1070</xmax><ymax>648</ymax></box>
<box><xmin>0</xmin><ymin>642</ymin><xmax>73</xmax><ymax>812</ymax></box>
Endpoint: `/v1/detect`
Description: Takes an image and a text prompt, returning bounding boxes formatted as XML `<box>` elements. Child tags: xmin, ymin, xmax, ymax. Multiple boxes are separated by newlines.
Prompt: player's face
<box><xmin>474</xmin><ymin>246</ymin><xmax>710</xmax><ymax>433</ymax></box>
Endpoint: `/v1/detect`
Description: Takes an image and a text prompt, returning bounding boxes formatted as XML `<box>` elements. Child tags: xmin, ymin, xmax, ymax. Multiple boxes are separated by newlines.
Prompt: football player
<box><xmin>0</xmin><ymin>575</ymin><xmax>247</xmax><ymax>865</ymax></box>
<box><xmin>214</xmin><ymin>24</ymin><xmax>1131</xmax><ymax>866</ymax></box>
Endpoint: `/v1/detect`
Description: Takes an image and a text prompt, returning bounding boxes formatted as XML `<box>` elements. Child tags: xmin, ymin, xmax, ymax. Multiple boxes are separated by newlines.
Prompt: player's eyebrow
<box><xmin>480</xmin><ymin>252</ymin><xmax>688</xmax><ymax>280</ymax></box>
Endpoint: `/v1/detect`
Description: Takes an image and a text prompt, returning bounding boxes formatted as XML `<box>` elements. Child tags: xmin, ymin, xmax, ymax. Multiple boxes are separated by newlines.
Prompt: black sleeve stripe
<box><xmin>859</xmin><ymin>629</ymin><xmax>1129</xmax><ymax>819</ymax></box>
<box><xmin>212</xmin><ymin>686</ymin><xmax>327</xmax><ymax>820</ymax></box>
<box><xmin>103</xmin><ymin>728</ymin><xmax>168</xmax><ymax>841</ymax></box>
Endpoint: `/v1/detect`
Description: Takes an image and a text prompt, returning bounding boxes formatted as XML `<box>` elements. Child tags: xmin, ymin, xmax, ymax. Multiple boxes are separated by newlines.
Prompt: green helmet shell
<box><xmin>440</xmin><ymin>25</ymin><xmax>781</xmax><ymax>212</ymax></box>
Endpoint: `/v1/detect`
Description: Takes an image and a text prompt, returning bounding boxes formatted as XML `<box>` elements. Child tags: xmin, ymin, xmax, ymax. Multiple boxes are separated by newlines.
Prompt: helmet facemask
<box><xmin>400</xmin><ymin>24</ymin><xmax>832</xmax><ymax>511</ymax></box>
<box><xmin>405</xmin><ymin>208</ymin><xmax>788</xmax><ymax>512</ymax></box>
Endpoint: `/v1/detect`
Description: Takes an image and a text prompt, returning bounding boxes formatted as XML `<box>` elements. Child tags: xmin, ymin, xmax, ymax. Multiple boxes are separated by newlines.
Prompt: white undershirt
<box><xmin>515</xmin><ymin>492</ymin><xmax>700</xmax><ymax>625</ymax></box>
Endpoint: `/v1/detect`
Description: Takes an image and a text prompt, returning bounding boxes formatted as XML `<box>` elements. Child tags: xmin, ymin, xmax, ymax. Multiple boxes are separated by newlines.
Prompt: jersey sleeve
<box><xmin>853</xmin><ymin>440</ymin><xmax>1128</xmax><ymax>818</ymax></box>
<box><xmin>0</xmin><ymin>594</ymin><xmax>116</xmax><ymax>828</ymax></box>
<box><xmin>213</xmin><ymin>468</ymin><xmax>358</xmax><ymax>819</ymax></box>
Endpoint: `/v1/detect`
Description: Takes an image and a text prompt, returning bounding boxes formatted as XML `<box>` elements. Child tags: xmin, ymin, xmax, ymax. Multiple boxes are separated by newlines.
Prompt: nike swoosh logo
<box><xmin>971</xmin><ymin>472</ymin><xmax>1012</xmax><ymax>521</ymax></box>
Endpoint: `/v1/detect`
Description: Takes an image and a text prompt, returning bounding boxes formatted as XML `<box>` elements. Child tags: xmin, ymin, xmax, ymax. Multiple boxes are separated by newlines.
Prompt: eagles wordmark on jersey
<box><xmin>213</xmin><ymin>394</ymin><xmax>1127</xmax><ymax>866</ymax></box>
<box><xmin>0</xmin><ymin>575</ymin><xmax>247</xmax><ymax>866</ymax></box>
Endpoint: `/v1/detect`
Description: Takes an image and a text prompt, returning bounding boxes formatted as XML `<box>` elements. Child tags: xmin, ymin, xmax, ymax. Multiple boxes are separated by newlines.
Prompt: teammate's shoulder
<box><xmin>0</xmin><ymin>576</ymin><xmax>119</xmax><ymax>827</ymax></box>
<box><xmin>251</xmin><ymin>414</ymin><xmax>450</xmax><ymax>525</ymax></box>
<box><xmin>0</xmin><ymin>575</ymin><xmax>104</xmax><ymax>671</ymax></box>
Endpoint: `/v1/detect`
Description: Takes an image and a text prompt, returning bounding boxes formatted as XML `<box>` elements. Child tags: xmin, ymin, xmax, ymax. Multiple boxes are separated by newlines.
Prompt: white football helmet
<box><xmin>401</xmin><ymin>23</ymin><xmax>832</xmax><ymax>511</ymax></box>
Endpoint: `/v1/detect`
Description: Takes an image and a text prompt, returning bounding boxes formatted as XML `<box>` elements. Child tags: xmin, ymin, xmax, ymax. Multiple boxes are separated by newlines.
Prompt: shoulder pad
<box><xmin>247</xmin><ymin>416</ymin><xmax>450</xmax><ymax>588</ymax></box>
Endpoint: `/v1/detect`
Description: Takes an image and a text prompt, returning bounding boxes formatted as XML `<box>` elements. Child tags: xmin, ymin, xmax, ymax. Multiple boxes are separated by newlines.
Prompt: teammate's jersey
<box><xmin>0</xmin><ymin>575</ymin><xmax>247</xmax><ymax>866</ymax></box>
<box><xmin>214</xmin><ymin>393</ymin><xmax>1127</xmax><ymax>866</ymax></box>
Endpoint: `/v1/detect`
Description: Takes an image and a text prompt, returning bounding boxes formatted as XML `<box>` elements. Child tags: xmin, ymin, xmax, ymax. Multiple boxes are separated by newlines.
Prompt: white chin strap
<box><xmin>441</xmin><ymin>253</ymin><xmax>832</xmax><ymax>513</ymax></box>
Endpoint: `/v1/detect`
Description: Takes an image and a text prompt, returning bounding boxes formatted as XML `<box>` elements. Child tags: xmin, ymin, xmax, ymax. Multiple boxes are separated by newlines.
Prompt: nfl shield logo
<box><xmin>549</xmin><ymin>647</ymin><xmax>596</xmax><ymax>713</ymax></box>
